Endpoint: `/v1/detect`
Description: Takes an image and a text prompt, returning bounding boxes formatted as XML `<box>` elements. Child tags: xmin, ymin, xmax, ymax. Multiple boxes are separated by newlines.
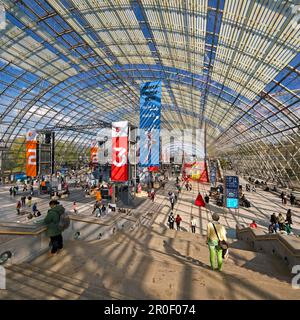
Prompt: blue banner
<box><xmin>225</xmin><ymin>176</ymin><xmax>239</xmax><ymax>209</ymax></box>
<box><xmin>210</xmin><ymin>164</ymin><xmax>217</xmax><ymax>186</ymax></box>
<box><xmin>139</xmin><ymin>81</ymin><xmax>162</xmax><ymax>167</ymax></box>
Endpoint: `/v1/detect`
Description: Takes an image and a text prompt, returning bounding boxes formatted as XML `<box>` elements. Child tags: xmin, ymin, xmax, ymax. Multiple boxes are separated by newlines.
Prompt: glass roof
<box><xmin>0</xmin><ymin>0</ymin><xmax>300</xmax><ymax>185</ymax></box>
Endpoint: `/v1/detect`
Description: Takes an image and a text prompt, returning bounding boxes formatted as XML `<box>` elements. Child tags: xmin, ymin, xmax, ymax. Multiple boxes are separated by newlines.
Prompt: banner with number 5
<box><xmin>26</xmin><ymin>130</ymin><xmax>37</xmax><ymax>177</ymax></box>
<box><xmin>111</xmin><ymin>121</ymin><xmax>128</xmax><ymax>182</ymax></box>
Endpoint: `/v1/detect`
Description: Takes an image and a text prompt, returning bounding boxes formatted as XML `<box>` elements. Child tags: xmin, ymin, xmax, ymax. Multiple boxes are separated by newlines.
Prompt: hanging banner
<box><xmin>139</xmin><ymin>81</ymin><xmax>162</xmax><ymax>167</ymax></box>
<box><xmin>90</xmin><ymin>140</ymin><xmax>98</xmax><ymax>164</ymax></box>
<box><xmin>111</xmin><ymin>121</ymin><xmax>128</xmax><ymax>182</ymax></box>
<box><xmin>225</xmin><ymin>176</ymin><xmax>239</xmax><ymax>209</ymax></box>
<box><xmin>26</xmin><ymin>130</ymin><xmax>37</xmax><ymax>177</ymax></box>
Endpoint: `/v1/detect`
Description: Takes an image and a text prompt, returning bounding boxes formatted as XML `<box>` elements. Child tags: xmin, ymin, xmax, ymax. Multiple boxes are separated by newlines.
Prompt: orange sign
<box><xmin>26</xmin><ymin>140</ymin><xmax>37</xmax><ymax>177</ymax></box>
<box><xmin>91</xmin><ymin>146</ymin><xmax>98</xmax><ymax>163</ymax></box>
<box><xmin>96</xmin><ymin>190</ymin><xmax>102</xmax><ymax>201</ymax></box>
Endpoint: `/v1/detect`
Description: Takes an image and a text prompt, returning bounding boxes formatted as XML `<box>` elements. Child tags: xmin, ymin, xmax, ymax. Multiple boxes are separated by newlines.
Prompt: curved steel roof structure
<box><xmin>0</xmin><ymin>0</ymin><xmax>300</xmax><ymax>186</ymax></box>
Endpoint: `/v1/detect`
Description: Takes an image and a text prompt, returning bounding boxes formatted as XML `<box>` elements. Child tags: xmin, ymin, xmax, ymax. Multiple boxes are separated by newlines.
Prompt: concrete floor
<box><xmin>1</xmin><ymin>176</ymin><xmax>300</xmax><ymax>299</ymax></box>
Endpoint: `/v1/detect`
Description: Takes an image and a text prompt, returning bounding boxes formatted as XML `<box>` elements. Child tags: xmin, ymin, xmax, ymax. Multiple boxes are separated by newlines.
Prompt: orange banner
<box><xmin>91</xmin><ymin>146</ymin><xmax>98</xmax><ymax>163</ymax></box>
<box><xmin>26</xmin><ymin>141</ymin><xmax>37</xmax><ymax>177</ymax></box>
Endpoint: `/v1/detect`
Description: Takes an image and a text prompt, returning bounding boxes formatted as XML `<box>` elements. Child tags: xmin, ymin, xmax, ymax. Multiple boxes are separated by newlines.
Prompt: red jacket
<box><xmin>176</xmin><ymin>216</ymin><xmax>182</xmax><ymax>224</ymax></box>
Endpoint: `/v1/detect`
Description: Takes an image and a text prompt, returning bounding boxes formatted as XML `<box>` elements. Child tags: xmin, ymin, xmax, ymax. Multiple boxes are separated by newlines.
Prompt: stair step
<box><xmin>20</xmin><ymin>262</ymin><xmax>135</xmax><ymax>300</ymax></box>
<box><xmin>6</xmin><ymin>265</ymin><xmax>81</xmax><ymax>299</ymax></box>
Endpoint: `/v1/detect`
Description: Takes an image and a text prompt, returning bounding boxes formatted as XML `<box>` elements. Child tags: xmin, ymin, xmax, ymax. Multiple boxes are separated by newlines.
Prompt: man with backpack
<box><xmin>44</xmin><ymin>200</ymin><xmax>68</xmax><ymax>256</ymax></box>
<box><xmin>168</xmin><ymin>212</ymin><xmax>175</xmax><ymax>229</ymax></box>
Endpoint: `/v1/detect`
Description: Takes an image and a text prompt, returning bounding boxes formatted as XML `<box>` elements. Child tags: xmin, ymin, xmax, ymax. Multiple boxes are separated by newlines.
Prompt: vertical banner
<box><xmin>26</xmin><ymin>130</ymin><xmax>37</xmax><ymax>177</ymax></box>
<box><xmin>225</xmin><ymin>176</ymin><xmax>239</xmax><ymax>209</ymax></box>
<box><xmin>90</xmin><ymin>140</ymin><xmax>98</xmax><ymax>164</ymax></box>
<box><xmin>139</xmin><ymin>81</ymin><xmax>162</xmax><ymax>167</ymax></box>
<box><xmin>111</xmin><ymin>121</ymin><xmax>128</xmax><ymax>182</ymax></box>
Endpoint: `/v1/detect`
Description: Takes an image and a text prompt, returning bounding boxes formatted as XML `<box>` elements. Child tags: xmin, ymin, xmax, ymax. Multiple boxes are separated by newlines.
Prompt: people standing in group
<box><xmin>191</xmin><ymin>216</ymin><xmax>197</xmax><ymax>234</ymax></box>
<box><xmin>278</xmin><ymin>213</ymin><xmax>285</xmax><ymax>230</ymax></box>
<box><xmin>44</xmin><ymin>200</ymin><xmax>64</xmax><ymax>256</ymax></box>
<box><xmin>206</xmin><ymin>213</ymin><xmax>227</xmax><ymax>272</ymax></box>
<box><xmin>16</xmin><ymin>200</ymin><xmax>21</xmax><ymax>215</ymax></box>
<box><xmin>175</xmin><ymin>214</ymin><xmax>182</xmax><ymax>231</ymax></box>
<box><xmin>73</xmin><ymin>201</ymin><xmax>78</xmax><ymax>214</ymax></box>
<box><xmin>168</xmin><ymin>212</ymin><xmax>175</xmax><ymax>229</ymax></box>
<box><xmin>286</xmin><ymin>209</ymin><xmax>292</xmax><ymax>226</ymax></box>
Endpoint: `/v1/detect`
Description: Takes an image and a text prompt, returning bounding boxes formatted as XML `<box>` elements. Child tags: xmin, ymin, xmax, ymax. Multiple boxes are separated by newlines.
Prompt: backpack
<box><xmin>58</xmin><ymin>206</ymin><xmax>70</xmax><ymax>231</ymax></box>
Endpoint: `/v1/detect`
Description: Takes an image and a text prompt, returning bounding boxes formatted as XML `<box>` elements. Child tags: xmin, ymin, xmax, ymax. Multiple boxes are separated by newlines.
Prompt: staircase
<box><xmin>1</xmin><ymin>222</ymin><xmax>299</xmax><ymax>300</ymax></box>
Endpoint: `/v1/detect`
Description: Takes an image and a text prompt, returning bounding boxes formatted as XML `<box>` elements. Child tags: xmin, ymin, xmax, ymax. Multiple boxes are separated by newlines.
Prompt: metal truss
<box><xmin>0</xmin><ymin>0</ymin><xmax>299</xmax><ymax>187</ymax></box>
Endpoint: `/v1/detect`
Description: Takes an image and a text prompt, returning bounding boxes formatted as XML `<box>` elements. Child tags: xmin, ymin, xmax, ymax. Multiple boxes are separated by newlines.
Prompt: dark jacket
<box><xmin>44</xmin><ymin>204</ymin><xmax>64</xmax><ymax>237</ymax></box>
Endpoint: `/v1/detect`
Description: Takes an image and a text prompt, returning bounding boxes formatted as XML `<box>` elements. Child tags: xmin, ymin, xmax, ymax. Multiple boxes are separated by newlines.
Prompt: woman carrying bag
<box><xmin>206</xmin><ymin>213</ymin><xmax>228</xmax><ymax>271</ymax></box>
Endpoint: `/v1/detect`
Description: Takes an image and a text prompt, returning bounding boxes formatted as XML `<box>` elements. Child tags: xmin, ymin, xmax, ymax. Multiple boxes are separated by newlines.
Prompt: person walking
<box><xmin>21</xmin><ymin>195</ymin><xmax>26</xmax><ymax>207</ymax></box>
<box><xmin>32</xmin><ymin>202</ymin><xmax>38</xmax><ymax>215</ymax></box>
<box><xmin>44</xmin><ymin>200</ymin><xmax>64</xmax><ymax>256</ymax></box>
<box><xmin>13</xmin><ymin>187</ymin><xmax>17</xmax><ymax>197</ymax></box>
<box><xmin>207</xmin><ymin>213</ymin><xmax>227</xmax><ymax>271</ymax></box>
<box><xmin>9</xmin><ymin>187</ymin><xmax>13</xmax><ymax>197</ymax></box>
<box><xmin>101</xmin><ymin>204</ymin><xmax>106</xmax><ymax>216</ymax></box>
<box><xmin>286</xmin><ymin>209</ymin><xmax>292</xmax><ymax>226</ymax></box>
<box><xmin>170</xmin><ymin>195</ymin><xmax>175</xmax><ymax>210</ymax></box>
<box><xmin>92</xmin><ymin>201</ymin><xmax>100</xmax><ymax>215</ymax></box>
<box><xmin>191</xmin><ymin>216</ymin><xmax>197</xmax><ymax>233</ymax></box>
<box><xmin>16</xmin><ymin>200</ymin><xmax>21</xmax><ymax>215</ymax></box>
<box><xmin>283</xmin><ymin>194</ymin><xmax>287</xmax><ymax>205</ymax></box>
<box><xmin>27</xmin><ymin>196</ymin><xmax>32</xmax><ymax>208</ymax></box>
<box><xmin>168</xmin><ymin>212</ymin><xmax>175</xmax><ymax>229</ymax></box>
<box><xmin>73</xmin><ymin>201</ymin><xmax>78</xmax><ymax>214</ymax></box>
<box><xmin>150</xmin><ymin>188</ymin><xmax>155</xmax><ymax>202</ymax></box>
<box><xmin>175</xmin><ymin>214</ymin><xmax>182</xmax><ymax>231</ymax></box>
<box><xmin>290</xmin><ymin>194</ymin><xmax>295</xmax><ymax>206</ymax></box>
<box><xmin>280</xmin><ymin>192</ymin><xmax>284</xmax><ymax>204</ymax></box>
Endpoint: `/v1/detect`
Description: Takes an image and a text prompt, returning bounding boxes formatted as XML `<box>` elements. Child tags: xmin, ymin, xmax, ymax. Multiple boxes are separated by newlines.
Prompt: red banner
<box><xmin>26</xmin><ymin>130</ymin><xmax>37</xmax><ymax>177</ymax></box>
<box><xmin>111</xmin><ymin>121</ymin><xmax>128</xmax><ymax>182</ymax></box>
<box><xmin>148</xmin><ymin>166</ymin><xmax>159</xmax><ymax>172</ymax></box>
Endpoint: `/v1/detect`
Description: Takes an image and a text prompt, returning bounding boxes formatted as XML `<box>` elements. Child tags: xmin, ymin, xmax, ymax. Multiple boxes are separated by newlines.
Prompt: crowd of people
<box><xmin>268</xmin><ymin>209</ymin><xmax>293</xmax><ymax>234</ymax></box>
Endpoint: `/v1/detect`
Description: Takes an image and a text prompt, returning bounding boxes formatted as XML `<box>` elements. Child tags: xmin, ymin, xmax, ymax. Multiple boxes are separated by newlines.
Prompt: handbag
<box><xmin>212</xmin><ymin>223</ymin><xmax>228</xmax><ymax>250</ymax></box>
